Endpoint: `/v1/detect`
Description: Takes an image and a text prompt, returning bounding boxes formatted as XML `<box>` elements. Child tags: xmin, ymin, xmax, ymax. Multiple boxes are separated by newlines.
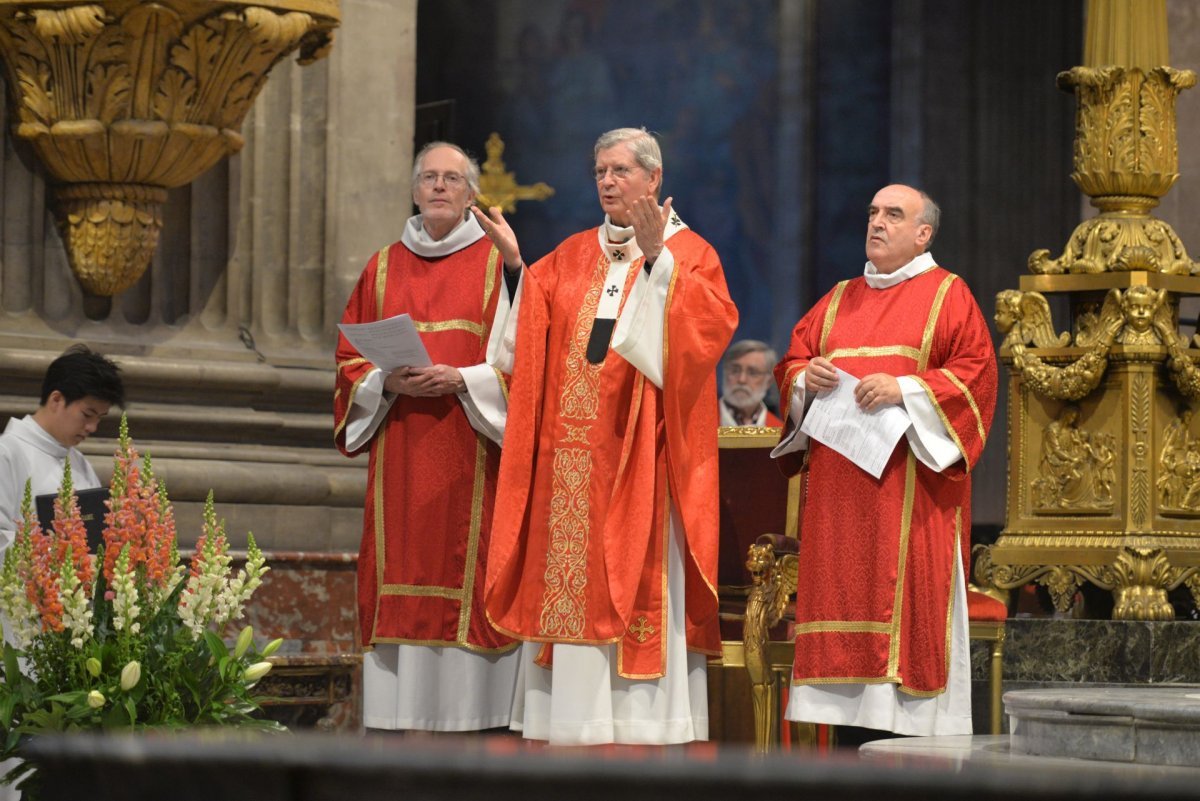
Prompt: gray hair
<box><xmin>594</xmin><ymin>127</ymin><xmax>663</xmax><ymax>173</ymax></box>
<box><xmin>723</xmin><ymin>339</ymin><xmax>777</xmax><ymax>369</ymax></box>
<box><xmin>412</xmin><ymin>141</ymin><xmax>481</xmax><ymax>195</ymax></box>
<box><xmin>917</xmin><ymin>189</ymin><xmax>941</xmax><ymax>250</ymax></box>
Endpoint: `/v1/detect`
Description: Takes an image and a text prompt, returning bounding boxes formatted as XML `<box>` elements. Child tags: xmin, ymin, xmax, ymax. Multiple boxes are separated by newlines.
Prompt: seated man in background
<box><xmin>719</xmin><ymin>339</ymin><xmax>782</xmax><ymax>427</ymax></box>
<box><xmin>0</xmin><ymin>344</ymin><xmax>124</xmax><ymax>553</ymax></box>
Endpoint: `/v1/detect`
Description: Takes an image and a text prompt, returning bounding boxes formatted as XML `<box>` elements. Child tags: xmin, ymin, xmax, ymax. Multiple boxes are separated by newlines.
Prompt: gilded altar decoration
<box><xmin>1157</xmin><ymin>408</ymin><xmax>1200</xmax><ymax>511</ymax></box>
<box><xmin>977</xmin><ymin>1</ymin><xmax>1200</xmax><ymax>620</ymax></box>
<box><xmin>1032</xmin><ymin>405</ymin><xmax>1116</xmax><ymax>512</ymax></box>
<box><xmin>474</xmin><ymin>132</ymin><xmax>554</xmax><ymax>213</ymax></box>
<box><xmin>0</xmin><ymin>1</ymin><xmax>340</xmax><ymax>295</ymax></box>
<box><xmin>1028</xmin><ymin>65</ymin><xmax>1199</xmax><ymax>276</ymax></box>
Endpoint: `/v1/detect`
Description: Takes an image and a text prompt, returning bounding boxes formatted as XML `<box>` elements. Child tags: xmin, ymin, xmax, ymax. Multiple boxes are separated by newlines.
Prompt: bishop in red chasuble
<box><xmin>773</xmin><ymin>184</ymin><xmax>997</xmax><ymax>736</ymax></box>
<box><xmin>477</xmin><ymin>128</ymin><xmax>737</xmax><ymax>745</ymax></box>
<box><xmin>335</xmin><ymin>143</ymin><xmax>518</xmax><ymax>732</ymax></box>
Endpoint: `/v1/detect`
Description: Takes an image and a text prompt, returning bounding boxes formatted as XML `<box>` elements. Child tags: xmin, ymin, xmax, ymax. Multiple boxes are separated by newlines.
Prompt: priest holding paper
<box><xmin>473</xmin><ymin>127</ymin><xmax>737</xmax><ymax>745</ymax></box>
<box><xmin>772</xmin><ymin>184</ymin><xmax>997</xmax><ymax>737</ymax></box>
<box><xmin>334</xmin><ymin>141</ymin><xmax>524</xmax><ymax>732</ymax></box>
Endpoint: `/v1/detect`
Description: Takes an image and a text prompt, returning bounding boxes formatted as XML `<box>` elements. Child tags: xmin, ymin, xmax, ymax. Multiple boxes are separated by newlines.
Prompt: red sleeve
<box><xmin>659</xmin><ymin>234</ymin><xmax>738</xmax><ymax>652</ymax></box>
<box><xmin>333</xmin><ymin>246</ymin><xmax>388</xmax><ymax>456</ymax></box>
<box><xmin>908</xmin><ymin>277</ymin><xmax>999</xmax><ymax>476</ymax></box>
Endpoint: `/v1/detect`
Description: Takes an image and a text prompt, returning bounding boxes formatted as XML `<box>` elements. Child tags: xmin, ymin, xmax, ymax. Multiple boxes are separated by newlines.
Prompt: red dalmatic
<box><xmin>775</xmin><ymin>267</ymin><xmax>997</xmax><ymax>694</ymax></box>
<box><xmin>335</xmin><ymin>238</ymin><xmax>515</xmax><ymax>653</ymax></box>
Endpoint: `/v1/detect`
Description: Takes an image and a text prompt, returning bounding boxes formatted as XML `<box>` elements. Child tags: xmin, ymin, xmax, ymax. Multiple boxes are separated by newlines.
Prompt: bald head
<box><xmin>865</xmin><ymin>184</ymin><xmax>937</xmax><ymax>273</ymax></box>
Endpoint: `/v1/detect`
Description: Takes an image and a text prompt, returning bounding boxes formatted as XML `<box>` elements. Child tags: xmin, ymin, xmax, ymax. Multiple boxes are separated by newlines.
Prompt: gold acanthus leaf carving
<box><xmin>1058</xmin><ymin>66</ymin><xmax>1196</xmax><ymax>198</ymax></box>
<box><xmin>29</xmin><ymin>5</ymin><xmax>105</xmax><ymax>47</ymax></box>
<box><xmin>1038</xmin><ymin>567</ymin><xmax>1082</xmax><ymax>614</ymax></box>
<box><xmin>161</xmin><ymin>9</ymin><xmax>316</xmax><ymax>132</ymax></box>
<box><xmin>1028</xmin><ymin>215</ymin><xmax>1198</xmax><ymax>275</ymax></box>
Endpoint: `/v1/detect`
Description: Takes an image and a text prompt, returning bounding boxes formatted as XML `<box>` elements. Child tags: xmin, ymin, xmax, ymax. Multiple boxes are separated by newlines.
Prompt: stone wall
<box><xmin>0</xmin><ymin>0</ymin><xmax>417</xmax><ymax>550</ymax></box>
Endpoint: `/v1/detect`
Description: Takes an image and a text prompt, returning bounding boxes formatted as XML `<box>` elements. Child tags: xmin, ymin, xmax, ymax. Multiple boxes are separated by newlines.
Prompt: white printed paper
<box><xmin>337</xmin><ymin>314</ymin><xmax>432</xmax><ymax>371</ymax></box>
<box><xmin>800</xmin><ymin>367</ymin><xmax>911</xmax><ymax>478</ymax></box>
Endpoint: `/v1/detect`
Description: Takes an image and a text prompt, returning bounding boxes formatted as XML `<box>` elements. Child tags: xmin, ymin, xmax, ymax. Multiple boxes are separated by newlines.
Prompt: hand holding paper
<box><xmin>800</xmin><ymin>366</ymin><xmax>911</xmax><ymax>478</ymax></box>
<box><xmin>337</xmin><ymin>314</ymin><xmax>432</xmax><ymax>371</ymax></box>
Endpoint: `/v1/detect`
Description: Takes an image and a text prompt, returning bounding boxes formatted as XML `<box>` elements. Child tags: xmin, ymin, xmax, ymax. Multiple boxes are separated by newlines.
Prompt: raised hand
<box><xmin>626</xmin><ymin>195</ymin><xmax>672</xmax><ymax>264</ymax></box>
<box><xmin>471</xmin><ymin>206</ymin><xmax>523</xmax><ymax>273</ymax></box>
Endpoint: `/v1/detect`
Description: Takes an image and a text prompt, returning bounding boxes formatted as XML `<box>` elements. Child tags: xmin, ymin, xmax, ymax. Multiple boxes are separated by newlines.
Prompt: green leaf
<box><xmin>2</xmin><ymin>644</ymin><xmax>20</xmax><ymax>686</ymax></box>
<box><xmin>202</xmin><ymin>631</ymin><xmax>227</xmax><ymax>661</ymax></box>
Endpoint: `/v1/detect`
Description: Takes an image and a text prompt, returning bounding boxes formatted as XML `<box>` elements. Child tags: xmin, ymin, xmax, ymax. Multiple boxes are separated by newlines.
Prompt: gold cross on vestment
<box><xmin>629</xmin><ymin>615</ymin><xmax>656</xmax><ymax>643</ymax></box>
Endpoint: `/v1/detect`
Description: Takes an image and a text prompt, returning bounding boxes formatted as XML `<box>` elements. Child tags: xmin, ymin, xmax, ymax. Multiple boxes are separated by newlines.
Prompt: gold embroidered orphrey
<box><xmin>975</xmin><ymin>3</ymin><xmax>1200</xmax><ymax>620</ymax></box>
<box><xmin>538</xmin><ymin>253</ymin><xmax>609</xmax><ymax>639</ymax></box>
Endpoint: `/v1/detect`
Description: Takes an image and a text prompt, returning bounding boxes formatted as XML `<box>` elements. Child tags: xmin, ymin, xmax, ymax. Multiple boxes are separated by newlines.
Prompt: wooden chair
<box><xmin>743</xmin><ymin>534</ymin><xmax>1008</xmax><ymax>752</ymax></box>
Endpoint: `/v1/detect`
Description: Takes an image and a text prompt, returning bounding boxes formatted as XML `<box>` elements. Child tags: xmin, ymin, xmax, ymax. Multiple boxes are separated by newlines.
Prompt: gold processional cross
<box><xmin>475</xmin><ymin>132</ymin><xmax>555</xmax><ymax>212</ymax></box>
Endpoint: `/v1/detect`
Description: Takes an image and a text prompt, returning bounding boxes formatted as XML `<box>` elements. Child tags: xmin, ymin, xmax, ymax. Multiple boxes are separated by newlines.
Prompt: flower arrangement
<box><xmin>0</xmin><ymin>417</ymin><xmax>281</xmax><ymax>795</ymax></box>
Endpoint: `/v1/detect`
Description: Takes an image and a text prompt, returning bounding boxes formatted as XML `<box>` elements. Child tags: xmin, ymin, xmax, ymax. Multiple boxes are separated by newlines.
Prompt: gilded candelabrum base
<box><xmin>1029</xmin><ymin>212</ymin><xmax>1199</xmax><ymax>275</ymax></box>
<box><xmin>978</xmin><ymin>543</ymin><xmax>1200</xmax><ymax>620</ymax></box>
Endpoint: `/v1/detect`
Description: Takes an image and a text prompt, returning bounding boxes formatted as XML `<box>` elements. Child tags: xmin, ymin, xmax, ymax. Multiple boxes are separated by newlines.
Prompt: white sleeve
<box><xmin>0</xmin><ymin>445</ymin><xmax>22</xmax><ymax>556</ymax></box>
<box><xmin>486</xmin><ymin>271</ymin><xmax>523</xmax><ymax>376</ymax></box>
<box><xmin>898</xmin><ymin>375</ymin><xmax>963</xmax><ymax>471</ymax></box>
<box><xmin>344</xmin><ymin>368</ymin><xmax>396</xmax><ymax>453</ymax></box>
<box><xmin>457</xmin><ymin>363</ymin><xmax>507</xmax><ymax>445</ymax></box>
<box><xmin>770</xmin><ymin>372</ymin><xmax>811</xmax><ymax>459</ymax></box>
<box><xmin>612</xmin><ymin>247</ymin><xmax>674</xmax><ymax>389</ymax></box>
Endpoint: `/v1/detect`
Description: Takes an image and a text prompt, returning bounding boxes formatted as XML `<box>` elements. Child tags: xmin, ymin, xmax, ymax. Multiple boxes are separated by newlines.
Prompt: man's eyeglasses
<box><xmin>418</xmin><ymin>171</ymin><xmax>466</xmax><ymax>188</ymax></box>
<box><xmin>594</xmin><ymin>165</ymin><xmax>638</xmax><ymax>183</ymax></box>
<box><xmin>726</xmin><ymin>365</ymin><xmax>768</xmax><ymax>379</ymax></box>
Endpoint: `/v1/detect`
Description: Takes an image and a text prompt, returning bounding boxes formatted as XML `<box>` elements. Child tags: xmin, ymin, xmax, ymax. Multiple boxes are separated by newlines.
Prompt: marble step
<box><xmin>1006</xmin><ymin>687</ymin><xmax>1200</xmax><ymax>766</ymax></box>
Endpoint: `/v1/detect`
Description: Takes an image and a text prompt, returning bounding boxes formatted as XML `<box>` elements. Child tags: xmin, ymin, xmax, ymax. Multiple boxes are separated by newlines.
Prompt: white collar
<box><xmin>5</xmin><ymin>414</ymin><xmax>69</xmax><ymax>460</ymax></box>
<box><xmin>863</xmin><ymin>251</ymin><xmax>937</xmax><ymax>289</ymax></box>
<box><xmin>401</xmin><ymin>212</ymin><xmax>486</xmax><ymax>258</ymax></box>
<box><xmin>719</xmin><ymin>398</ymin><xmax>767</xmax><ymax>427</ymax></box>
<box><xmin>596</xmin><ymin>209</ymin><xmax>689</xmax><ymax>264</ymax></box>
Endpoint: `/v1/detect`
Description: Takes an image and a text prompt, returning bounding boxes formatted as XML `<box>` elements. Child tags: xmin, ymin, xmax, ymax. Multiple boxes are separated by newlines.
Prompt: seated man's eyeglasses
<box><xmin>418</xmin><ymin>171</ymin><xmax>466</xmax><ymax>188</ymax></box>
<box><xmin>726</xmin><ymin>365</ymin><xmax>768</xmax><ymax>379</ymax></box>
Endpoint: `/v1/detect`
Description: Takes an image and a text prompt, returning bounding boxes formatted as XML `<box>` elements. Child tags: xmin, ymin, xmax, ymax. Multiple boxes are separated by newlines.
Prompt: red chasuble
<box><xmin>486</xmin><ymin>227</ymin><xmax>737</xmax><ymax>678</ymax></box>
<box><xmin>335</xmin><ymin>238</ymin><xmax>515</xmax><ymax>653</ymax></box>
<box><xmin>775</xmin><ymin>267</ymin><xmax>997</xmax><ymax>695</ymax></box>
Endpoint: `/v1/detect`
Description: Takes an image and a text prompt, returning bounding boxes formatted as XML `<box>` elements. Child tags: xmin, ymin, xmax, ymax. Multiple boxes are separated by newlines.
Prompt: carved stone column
<box><xmin>977</xmin><ymin>0</ymin><xmax>1200</xmax><ymax>619</ymax></box>
<box><xmin>0</xmin><ymin>0</ymin><xmax>339</xmax><ymax>296</ymax></box>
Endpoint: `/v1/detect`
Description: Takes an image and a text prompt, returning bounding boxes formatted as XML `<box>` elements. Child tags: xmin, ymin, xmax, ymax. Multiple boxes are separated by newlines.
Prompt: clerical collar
<box><xmin>401</xmin><ymin>212</ymin><xmax>486</xmax><ymax>258</ymax></box>
<box><xmin>863</xmin><ymin>251</ymin><xmax>937</xmax><ymax>289</ymax></box>
<box><xmin>597</xmin><ymin>210</ymin><xmax>689</xmax><ymax>263</ymax></box>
